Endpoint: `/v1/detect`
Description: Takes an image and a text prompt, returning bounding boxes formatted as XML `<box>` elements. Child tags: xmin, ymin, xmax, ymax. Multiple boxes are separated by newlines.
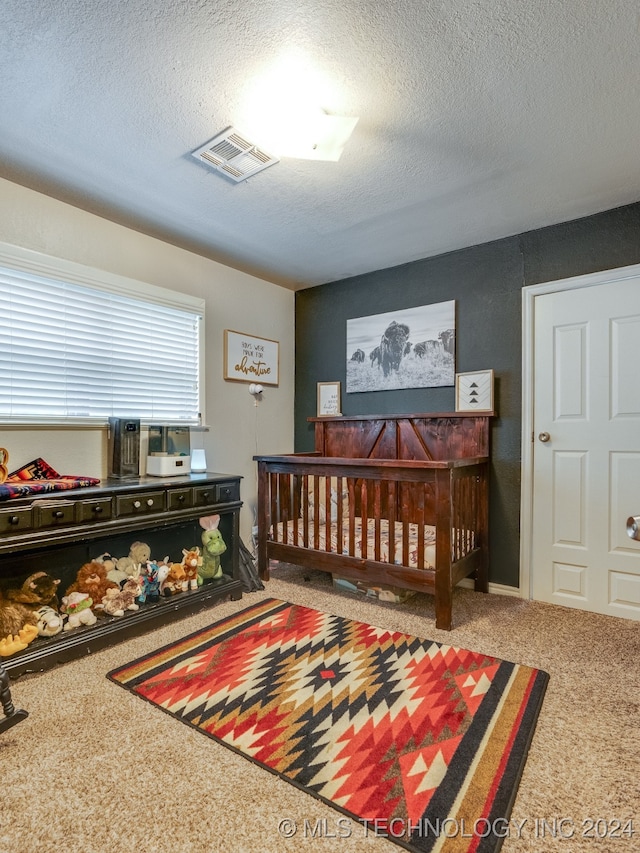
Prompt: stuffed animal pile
<box><xmin>1</xmin><ymin>519</ymin><xmax>229</xmax><ymax>656</ymax></box>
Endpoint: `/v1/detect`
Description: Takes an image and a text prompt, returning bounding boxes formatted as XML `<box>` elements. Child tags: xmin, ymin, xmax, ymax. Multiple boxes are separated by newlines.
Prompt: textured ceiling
<box><xmin>1</xmin><ymin>0</ymin><xmax>639</xmax><ymax>290</ymax></box>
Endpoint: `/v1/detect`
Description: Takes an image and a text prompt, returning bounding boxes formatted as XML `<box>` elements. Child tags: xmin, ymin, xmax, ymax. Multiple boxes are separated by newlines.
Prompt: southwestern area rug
<box><xmin>108</xmin><ymin>598</ymin><xmax>549</xmax><ymax>853</ymax></box>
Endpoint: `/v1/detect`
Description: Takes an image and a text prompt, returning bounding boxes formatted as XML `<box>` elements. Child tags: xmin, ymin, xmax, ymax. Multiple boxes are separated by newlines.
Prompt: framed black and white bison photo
<box><xmin>346</xmin><ymin>301</ymin><xmax>455</xmax><ymax>392</ymax></box>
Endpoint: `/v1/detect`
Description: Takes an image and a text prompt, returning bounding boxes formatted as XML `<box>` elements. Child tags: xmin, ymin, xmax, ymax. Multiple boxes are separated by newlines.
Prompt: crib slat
<box><xmin>336</xmin><ymin>475</ymin><xmax>344</xmax><ymax>555</ymax></box>
<box><xmin>348</xmin><ymin>479</ymin><xmax>356</xmax><ymax>556</ymax></box>
<box><xmin>359</xmin><ymin>479</ymin><xmax>368</xmax><ymax>559</ymax></box>
<box><xmin>301</xmin><ymin>474</ymin><xmax>309</xmax><ymax>547</ymax></box>
<box><xmin>460</xmin><ymin>476</ymin><xmax>465</xmax><ymax>560</ymax></box>
<box><xmin>313</xmin><ymin>476</ymin><xmax>320</xmax><ymax>550</ymax></box>
<box><xmin>416</xmin><ymin>482</ymin><xmax>425</xmax><ymax>570</ymax></box>
<box><xmin>462</xmin><ymin>477</ymin><xmax>467</xmax><ymax>559</ymax></box>
<box><xmin>471</xmin><ymin>473</ymin><xmax>477</xmax><ymax>552</ymax></box>
<box><xmin>280</xmin><ymin>473</ymin><xmax>291</xmax><ymax>545</ymax></box>
<box><xmin>374</xmin><ymin>480</ymin><xmax>382</xmax><ymax>562</ymax></box>
<box><xmin>324</xmin><ymin>476</ymin><xmax>332</xmax><ymax>552</ymax></box>
<box><xmin>291</xmin><ymin>473</ymin><xmax>299</xmax><ymax>546</ymax></box>
<box><xmin>279</xmin><ymin>473</ymin><xmax>286</xmax><ymax>545</ymax></box>
<box><xmin>388</xmin><ymin>480</ymin><xmax>396</xmax><ymax>564</ymax></box>
<box><xmin>269</xmin><ymin>472</ymin><xmax>279</xmax><ymax>543</ymax></box>
<box><xmin>400</xmin><ymin>485</ymin><xmax>409</xmax><ymax>568</ymax></box>
<box><xmin>462</xmin><ymin>476</ymin><xmax>468</xmax><ymax>559</ymax></box>
<box><xmin>451</xmin><ymin>480</ymin><xmax>463</xmax><ymax>562</ymax></box>
<box><xmin>463</xmin><ymin>475</ymin><xmax>470</xmax><ymax>555</ymax></box>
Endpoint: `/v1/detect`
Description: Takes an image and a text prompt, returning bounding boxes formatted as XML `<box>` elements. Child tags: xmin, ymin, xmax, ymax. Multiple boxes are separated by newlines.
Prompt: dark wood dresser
<box><xmin>0</xmin><ymin>472</ymin><xmax>243</xmax><ymax>677</ymax></box>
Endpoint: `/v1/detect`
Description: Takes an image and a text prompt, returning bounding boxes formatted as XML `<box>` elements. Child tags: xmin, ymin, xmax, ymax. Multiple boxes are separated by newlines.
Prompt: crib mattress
<box><xmin>275</xmin><ymin>518</ymin><xmax>474</xmax><ymax>570</ymax></box>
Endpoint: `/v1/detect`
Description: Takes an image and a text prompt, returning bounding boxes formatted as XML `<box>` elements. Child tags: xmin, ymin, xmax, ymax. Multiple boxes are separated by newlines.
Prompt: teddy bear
<box><xmin>65</xmin><ymin>561</ymin><xmax>119</xmax><ymax>614</ymax></box>
<box><xmin>113</xmin><ymin>541</ymin><xmax>151</xmax><ymax>581</ymax></box>
<box><xmin>198</xmin><ymin>515</ymin><xmax>227</xmax><ymax>584</ymax></box>
<box><xmin>96</xmin><ymin>577</ymin><xmax>142</xmax><ymax>617</ymax></box>
<box><xmin>61</xmin><ymin>592</ymin><xmax>97</xmax><ymax>630</ymax></box>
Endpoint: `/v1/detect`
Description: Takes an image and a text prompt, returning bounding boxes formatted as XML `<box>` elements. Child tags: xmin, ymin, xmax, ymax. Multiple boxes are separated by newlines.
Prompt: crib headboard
<box><xmin>309</xmin><ymin>412</ymin><xmax>493</xmax><ymax>461</ymax></box>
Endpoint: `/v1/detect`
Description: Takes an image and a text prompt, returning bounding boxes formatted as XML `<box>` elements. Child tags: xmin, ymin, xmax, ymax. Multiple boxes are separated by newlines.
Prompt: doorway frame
<box><xmin>519</xmin><ymin>261</ymin><xmax>640</xmax><ymax>601</ymax></box>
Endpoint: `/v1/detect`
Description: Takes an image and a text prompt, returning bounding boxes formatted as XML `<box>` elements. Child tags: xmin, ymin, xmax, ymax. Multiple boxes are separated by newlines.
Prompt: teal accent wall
<box><xmin>295</xmin><ymin>202</ymin><xmax>640</xmax><ymax>587</ymax></box>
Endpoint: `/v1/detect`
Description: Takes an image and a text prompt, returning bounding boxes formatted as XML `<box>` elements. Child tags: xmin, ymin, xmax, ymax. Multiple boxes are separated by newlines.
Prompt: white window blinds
<box><xmin>0</xmin><ymin>260</ymin><xmax>202</xmax><ymax>425</ymax></box>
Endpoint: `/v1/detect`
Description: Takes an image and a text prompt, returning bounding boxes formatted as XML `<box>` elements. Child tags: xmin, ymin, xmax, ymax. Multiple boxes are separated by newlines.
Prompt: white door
<box><xmin>528</xmin><ymin>267</ymin><xmax>640</xmax><ymax>620</ymax></box>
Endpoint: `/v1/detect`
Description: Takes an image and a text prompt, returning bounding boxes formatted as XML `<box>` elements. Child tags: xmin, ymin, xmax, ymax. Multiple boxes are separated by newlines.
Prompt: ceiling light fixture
<box><xmin>240</xmin><ymin>52</ymin><xmax>359</xmax><ymax>162</ymax></box>
<box><xmin>270</xmin><ymin>110</ymin><xmax>359</xmax><ymax>162</ymax></box>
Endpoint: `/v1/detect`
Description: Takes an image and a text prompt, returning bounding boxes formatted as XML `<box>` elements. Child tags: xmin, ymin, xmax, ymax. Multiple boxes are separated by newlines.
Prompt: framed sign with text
<box><xmin>317</xmin><ymin>381</ymin><xmax>342</xmax><ymax>417</ymax></box>
<box><xmin>223</xmin><ymin>330</ymin><xmax>279</xmax><ymax>386</ymax></box>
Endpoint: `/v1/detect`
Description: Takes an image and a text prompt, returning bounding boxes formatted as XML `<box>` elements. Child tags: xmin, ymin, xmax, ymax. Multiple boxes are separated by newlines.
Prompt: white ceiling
<box><xmin>1</xmin><ymin>1</ymin><xmax>639</xmax><ymax>290</ymax></box>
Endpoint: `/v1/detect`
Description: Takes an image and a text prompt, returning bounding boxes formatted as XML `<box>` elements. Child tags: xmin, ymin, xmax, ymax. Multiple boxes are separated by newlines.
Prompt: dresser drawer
<box><xmin>168</xmin><ymin>488</ymin><xmax>193</xmax><ymax>510</ymax></box>
<box><xmin>78</xmin><ymin>497</ymin><xmax>113</xmax><ymax>523</ymax></box>
<box><xmin>216</xmin><ymin>481</ymin><xmax>240</xmax><ymax>504</ymax></box>
<box><xmin>0</xmin><ymin>506</ymin><xmax>33</xmax><ymax>535</ymax></box>
<box><xmin>116</xmin><ymin>491</ymin><xmax>165</xmax><ymax>517</ymax></box>
<box><xmin>35</xmin><ymin>501</ymin><xmax>76</xmax><ymax>528</ymax></box>
<box><xmin>193</xmin><ymin>484</ymin><xmax>217</xmax><ymax>508</ymax></box>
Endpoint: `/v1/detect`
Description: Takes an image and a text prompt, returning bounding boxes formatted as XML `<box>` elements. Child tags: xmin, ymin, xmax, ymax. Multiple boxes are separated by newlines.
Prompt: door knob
<box><xmin>627</xmin><ymin>516</ymin><xmax>640</xmax><ymax>540</ymax></box>
<box><xmin>538</xmin><ymin>432</ymin><xmax>551</xmax><ymax>443</ymax></box>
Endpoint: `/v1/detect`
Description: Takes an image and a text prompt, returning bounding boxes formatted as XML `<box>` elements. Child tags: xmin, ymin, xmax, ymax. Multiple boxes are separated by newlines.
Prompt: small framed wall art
<box><xmin>223</xmin><ymin>330</ymin><xmax>279</xmax><ymax>385</ymax></box>
<box><xmin>317</xmin><ymin>381</ymin><xmax>342</xmax><ymax>417</ymax></box>
<box><xmin>455</xmin><ymin>369</ymin><xmax>495</xmax><ymax>412</ymax></box>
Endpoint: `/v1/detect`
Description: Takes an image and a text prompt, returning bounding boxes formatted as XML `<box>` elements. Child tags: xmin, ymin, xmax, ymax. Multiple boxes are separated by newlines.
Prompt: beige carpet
<box><xmin>1</xmin><ymin>562</ymin><xmax>638</xmax><ymax>853</ymax></box>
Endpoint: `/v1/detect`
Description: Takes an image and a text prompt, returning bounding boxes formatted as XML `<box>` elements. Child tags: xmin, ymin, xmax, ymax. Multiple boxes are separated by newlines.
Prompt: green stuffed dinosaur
<box><xmin>198</xmin><ymin>514</ymin><xmax>227</xmax><ymax>584</ymax></box>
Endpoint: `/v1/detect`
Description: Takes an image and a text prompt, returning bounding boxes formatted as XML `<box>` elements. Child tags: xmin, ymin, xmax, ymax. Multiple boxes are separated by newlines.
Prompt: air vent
<box><xmin>191</xmin><ymin>128</ymin><xmax>279</xmax><ymax>182</ymax></box>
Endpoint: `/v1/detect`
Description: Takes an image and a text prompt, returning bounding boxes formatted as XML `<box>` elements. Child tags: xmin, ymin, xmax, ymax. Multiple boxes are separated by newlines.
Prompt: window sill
<box><xmin>0</xmin><ymin>422</ymin><xmax>209</xmax><ymax>431</ymax></box>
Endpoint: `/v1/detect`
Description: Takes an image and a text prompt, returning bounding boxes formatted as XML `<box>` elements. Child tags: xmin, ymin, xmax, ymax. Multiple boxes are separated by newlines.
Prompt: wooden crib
<box><xmin>254</xmin><ymin>412</ymin><xmax>491</xmax><ymax>630</ymax></box>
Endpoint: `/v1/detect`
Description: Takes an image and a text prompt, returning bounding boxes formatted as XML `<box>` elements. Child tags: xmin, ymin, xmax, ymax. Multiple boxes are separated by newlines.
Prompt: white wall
<box><xmin>0</xmin><ymin>178</ymin><xmax>295</xmax><ymax>543</ymax></box>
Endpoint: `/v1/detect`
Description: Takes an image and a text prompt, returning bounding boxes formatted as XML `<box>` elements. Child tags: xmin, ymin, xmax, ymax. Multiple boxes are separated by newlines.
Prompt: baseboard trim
<box><xmin>456</xmin><ymin>578</ymin><xmax>521</xmax><ymax>597</ymax></box>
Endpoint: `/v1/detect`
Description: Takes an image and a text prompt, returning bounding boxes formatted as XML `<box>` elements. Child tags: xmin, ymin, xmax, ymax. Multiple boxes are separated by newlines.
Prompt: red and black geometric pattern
<box><xmin>108</xmin><ymin>599</ymin><xmax>548</xmax><ymax>853</ymax></box>
<box><xmin>0</xmin><ymin>457</ymin><xmax>100</xmax><ymax>501</ymax></box>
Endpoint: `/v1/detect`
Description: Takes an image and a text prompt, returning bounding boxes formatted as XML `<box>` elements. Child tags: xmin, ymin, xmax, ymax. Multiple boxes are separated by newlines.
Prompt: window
<box><xmin>0</xmin><ymin>243</ymin><xmax>203</xmax><ymax>425</ymax></box>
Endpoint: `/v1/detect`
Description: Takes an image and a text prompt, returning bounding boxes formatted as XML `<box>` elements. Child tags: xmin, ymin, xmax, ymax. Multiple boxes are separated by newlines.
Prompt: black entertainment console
<box><xmin>0</xmin><ymin>472</ymin><xmax>243</xmax><ymax>678</ymax></box>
